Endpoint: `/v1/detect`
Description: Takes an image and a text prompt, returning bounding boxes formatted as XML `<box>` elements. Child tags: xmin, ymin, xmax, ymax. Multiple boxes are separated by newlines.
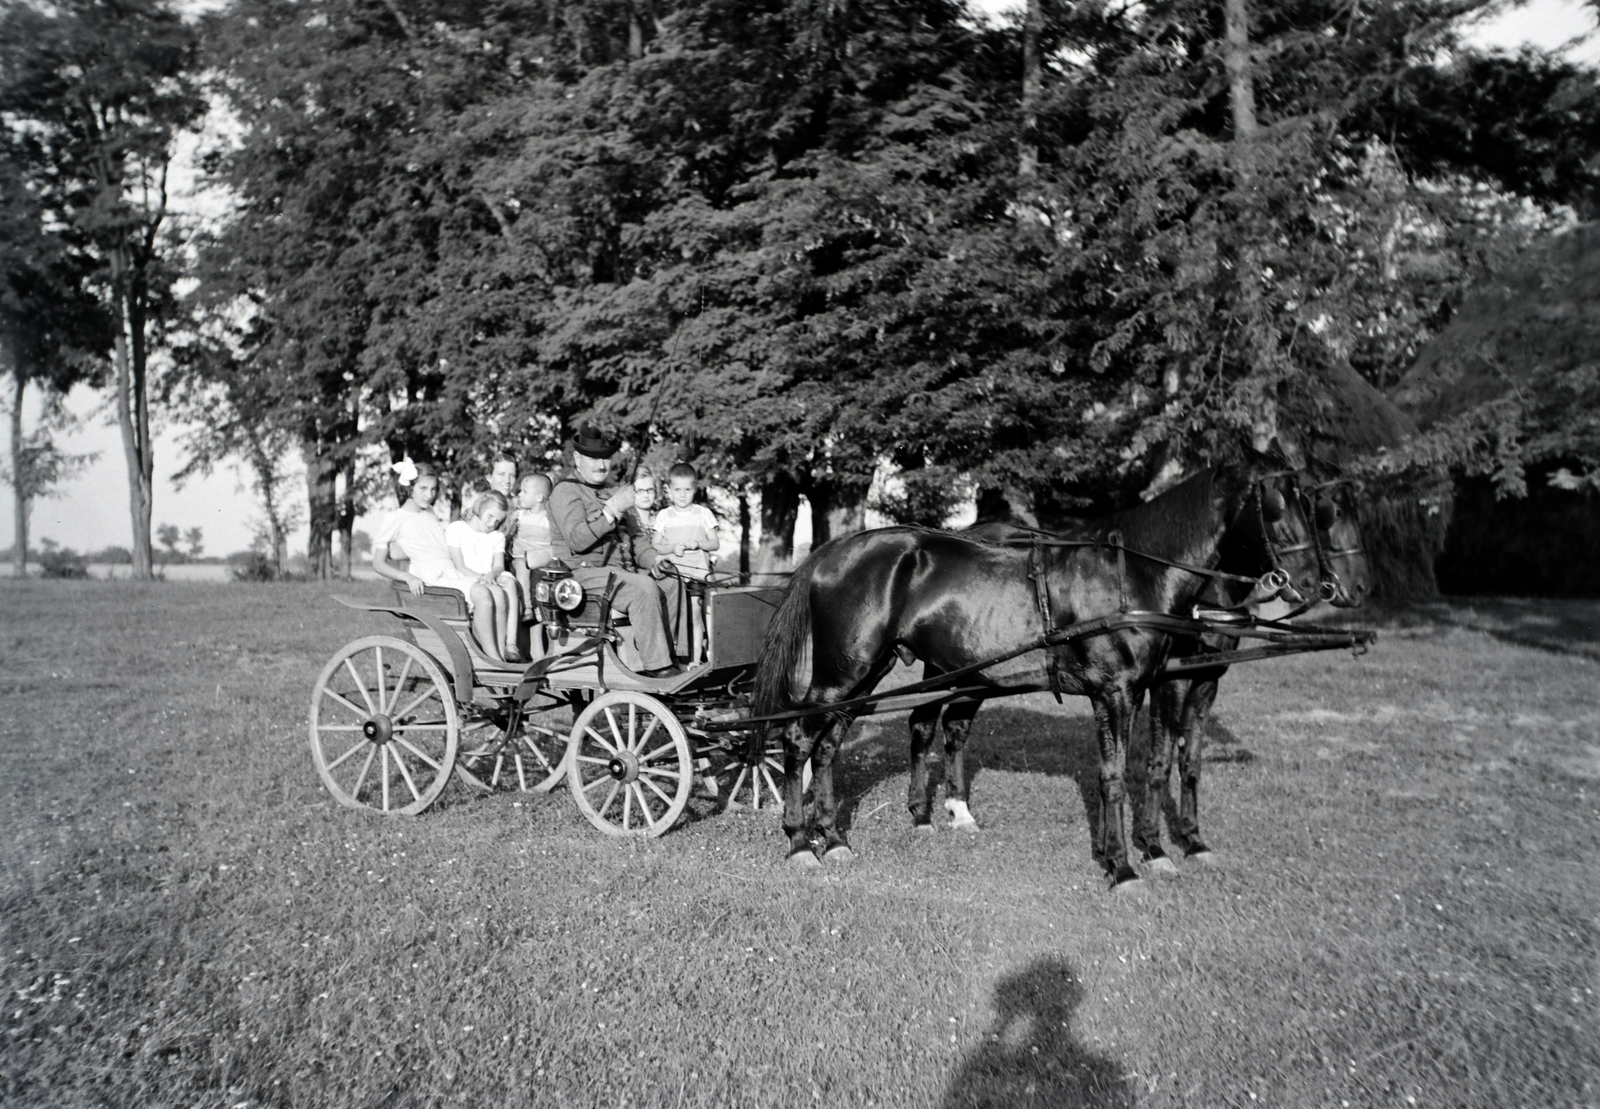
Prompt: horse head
<box><xmin>1233</xmin><ymin>469</ymin><xmax>1369</xmax><ymax>609</ymax></box>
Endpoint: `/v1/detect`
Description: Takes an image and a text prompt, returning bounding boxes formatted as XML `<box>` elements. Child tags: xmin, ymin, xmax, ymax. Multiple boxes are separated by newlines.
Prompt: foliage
<box><xmin>36</xmin><ymin>544</ymin><xmax>88</xmax><ymax>579</ymax></box>
<box><xmin>0</xmin><ymin>0</ymin><xmax>204</xmax><ymax>579</ymax></box>
<box><xmin>188</xmin><ymin>0</ymin><xmax>1599</xmax><ymax>548</ymax></box>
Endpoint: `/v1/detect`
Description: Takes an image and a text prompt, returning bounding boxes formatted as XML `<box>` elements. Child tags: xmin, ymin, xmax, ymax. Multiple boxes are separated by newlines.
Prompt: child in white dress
<box><xmin>371</xmin><ymin>463</ymin><xmax>511</xmax><ymax>663</ymax></box>
<box><xmin>445</xmin><ymin>491</ymin><xmax>521</xmax><ymax>662</ymax></box>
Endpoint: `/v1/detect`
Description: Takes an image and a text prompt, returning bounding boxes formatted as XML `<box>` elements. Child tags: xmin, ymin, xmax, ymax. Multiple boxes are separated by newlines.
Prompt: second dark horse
<box><xmin>751</xmin><ymin>459</ymin><xmax>1326</xmax><ymax>887</ymax></box>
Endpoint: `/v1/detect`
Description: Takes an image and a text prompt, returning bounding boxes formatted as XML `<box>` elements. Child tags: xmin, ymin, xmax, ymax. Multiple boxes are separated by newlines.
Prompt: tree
<box><xmin>156</xmin><ymin>522</ymin><xmax>180</xmax><ymax>563</ymax></box>
<box><xmin>0</xmin><ymin>134</ymin><xmax>111</xmax><ymax>578</ymax></box>
<box><xmin>184</xmin><ymin>527</ymin><xmax>203</xmax><ymax>559</ymax></box>
<box><xmin>0</xmin><ymin>0</ymin><xmax>203</xmax><ymax>581</ymax></box>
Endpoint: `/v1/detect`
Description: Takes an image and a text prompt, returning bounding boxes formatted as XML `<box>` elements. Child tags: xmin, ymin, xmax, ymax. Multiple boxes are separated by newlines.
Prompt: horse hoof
<box><xmin>944</xmin><ymin>799</ymin><xmax>978</xmax><ymax>830</ymax></box>
<box><xmin>1111</xmin><ymin>875</ymin><xmax>1146</xmax><ymax>895</ymax></box>
<box><xmin>1186</xmin><ymin>849</ymin><xmax>1217</xmax><ymax>866</ymax></box>
<box><xmin>823</xmin><ymin>845</ymin><xmax>855</xmax><ymax>864</ymax></box>
<box><xmin>913</xmin><ymin>822</ymin><xmax>935</xmax><ymax>834</ymax></box>
<box><xmin>1145</xmin><ymin>856</ymin><xmax>1179</xmax><ymax>876</ymax></box>
<box><xmin>787</xmin><ymin>850</ymin><xmax>822</xmax><ymax>869</ymax></box>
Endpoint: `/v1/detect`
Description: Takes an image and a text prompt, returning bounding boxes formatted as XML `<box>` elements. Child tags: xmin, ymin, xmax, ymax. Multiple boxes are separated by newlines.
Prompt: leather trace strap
<box><xmin>1027</xmin><ymin>540</ymin><xmax>1065</xmax><ymax>702</ymax></box>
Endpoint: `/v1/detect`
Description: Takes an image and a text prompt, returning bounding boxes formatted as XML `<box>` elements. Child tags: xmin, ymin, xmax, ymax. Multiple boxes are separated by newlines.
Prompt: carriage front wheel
<box><xmin>309</xmin><ymin>635</ymin><xmax>460</xmax><ymax>816</ymax></box>
<box><xmin>566</xmin><ymin>691</ymin><xmax>692</xmax><ymax>838</ymax></box>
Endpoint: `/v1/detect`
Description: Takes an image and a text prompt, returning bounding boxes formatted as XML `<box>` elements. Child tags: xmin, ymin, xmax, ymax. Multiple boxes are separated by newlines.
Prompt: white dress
<box><xmin>375</xmin><ymin>508</ymin><xmax>481</xmax><ymax>609</ymax></box>
<box><xmin>445</xmin><ymin>520</ymin><xmax>508</xmax><ymax>576</ymax></box>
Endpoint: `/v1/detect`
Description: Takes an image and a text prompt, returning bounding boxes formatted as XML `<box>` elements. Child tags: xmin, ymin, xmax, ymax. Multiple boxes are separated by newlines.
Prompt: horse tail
<box><xmin>752</xmin><ymin>547</ymin><xmax>824</xmax><ymax>728</ymax></box>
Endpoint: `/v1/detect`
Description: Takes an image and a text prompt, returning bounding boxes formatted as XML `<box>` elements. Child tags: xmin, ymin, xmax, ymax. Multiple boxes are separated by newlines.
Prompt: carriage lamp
<box><xmin>553</xmin><ymin>577</ymin><xmax>585</xmax><ymax>611</ymax></box>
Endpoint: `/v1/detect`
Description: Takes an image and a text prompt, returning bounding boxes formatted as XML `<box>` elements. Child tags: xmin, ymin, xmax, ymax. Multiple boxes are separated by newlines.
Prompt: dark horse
<box><xmin>751</xmin><ymin>458</ymin><xmax>1322</xmax><ymax>885</ymax></box>
<box><xmin>944</xmin><ymin>470</ymin><xmax>1369</xmax><ymax>872</ymax></box>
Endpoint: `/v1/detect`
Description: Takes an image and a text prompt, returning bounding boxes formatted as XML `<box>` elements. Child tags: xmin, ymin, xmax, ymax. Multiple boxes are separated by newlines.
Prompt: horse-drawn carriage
<box><xmin>308</xmin><ymin>566</ymin><xmax>789</xmax><ymax>835</ymax></box>
<box><xmin>309</xmin><ymin>453</ymin><xmax>1378</xmax><ymax>882</ymax></box>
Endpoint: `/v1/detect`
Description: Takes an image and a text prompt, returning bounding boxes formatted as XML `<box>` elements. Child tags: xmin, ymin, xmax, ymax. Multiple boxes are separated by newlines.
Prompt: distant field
<box><xmin>2</xmin><ymin>580</ymin><xmax>1596</xmax><ymax>1108</ymax></box>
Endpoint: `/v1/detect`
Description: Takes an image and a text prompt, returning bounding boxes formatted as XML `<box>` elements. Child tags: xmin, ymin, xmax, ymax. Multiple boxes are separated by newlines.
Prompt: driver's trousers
<box><xmin>569</xmin><ymin>565</ymin><xmax>682</xmax><ymax>671</ymax></box>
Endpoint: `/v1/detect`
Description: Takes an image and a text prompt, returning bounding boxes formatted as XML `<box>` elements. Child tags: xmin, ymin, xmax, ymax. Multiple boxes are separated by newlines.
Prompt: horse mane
<box><xmin>1107</xmin><ymin>467</ymin><xmax>1222</xmax><ymax>559</ymax></box>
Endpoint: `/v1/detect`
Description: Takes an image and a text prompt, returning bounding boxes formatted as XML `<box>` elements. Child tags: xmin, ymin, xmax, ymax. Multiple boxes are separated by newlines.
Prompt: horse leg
<box><xmin>1090</xmin><ymin>685</ymin><xmax>1141</xmax><ymax>887</ymax></box>
<box><xmin>1172</xmin><ymin>678</ymin><xmax>1219</xmax><ymax>860</ymax></box>
<box><xmin>941</xmin><ymin>698</ymin><xmax>981</xmax><ymax>830</ymax></box>
<box><xmin>907</xmin><ymin>703</ymin><xmax>940</xmax><ymax>829</ymax></box>
<box><xmin>1135</xmin><ymin>682</ymin><xmax>1183</xmax><ymax>874</ymax></box>
<box><xmin>813</xmin><ymin>715</ymin><xmax>855</xmax><ymax>863</ymax></box>
<box><xmin>782</xmin><ymin>720</ymin><xmax>822</xmax><ymax>867</ymax></box>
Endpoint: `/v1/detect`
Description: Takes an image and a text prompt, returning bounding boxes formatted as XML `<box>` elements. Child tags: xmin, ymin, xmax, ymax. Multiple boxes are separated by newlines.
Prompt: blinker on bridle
<box><xmin>1256</xmin><ymin>473</ymin><xmax>1365</xmax><ymax>604</ymax></box>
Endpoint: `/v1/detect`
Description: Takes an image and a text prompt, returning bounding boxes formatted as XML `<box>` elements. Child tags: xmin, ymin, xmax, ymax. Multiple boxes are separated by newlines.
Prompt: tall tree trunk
<box><xmin>1020</xmin><ymin>0</ymin><xmax>1044</xmax><ymax>178</ymax></box>
<box><xmin>754</xmin><ymin>473</ymin><xmax>800</xmax><ymax>573</ymax></box>
<box><xmin>1223</xmin><ymin>0</ymin><xmax>1259</xmax><ymax>144</ymax></box>
<box><xmin>304</xmin><ymin>437</ymin><xmax>338</xmax><ymax>579</ymax></box>
<box><xmin>10</xmin><ymin>371</ymin><xmax>27</xmax><ymax>578</ymax></box>
<box><xmin>806</xmin><ymin>481</ymin><xmax>833</xmax><ymax>548</ymax></box>
<box><xmin>112</xmin><ymin>248</ymin><xmax>154</xmax><ymax>581</ymax></box>
<box><xmin>737</xmin><ymin>491</ymin><xmax>751</xmax><ymax>579</ymax></box>
<box><xmin>337</xmin><ymin>456</ymin><xmax>356</xmax><ymax>580</ymax></box>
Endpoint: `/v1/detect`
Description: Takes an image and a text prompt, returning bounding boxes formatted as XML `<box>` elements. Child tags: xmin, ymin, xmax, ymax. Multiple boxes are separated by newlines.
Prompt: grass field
<box><xmin>2</xmin><ymin>580</ymin><xmax>1596</xmax><ymax>1108</ymax></box>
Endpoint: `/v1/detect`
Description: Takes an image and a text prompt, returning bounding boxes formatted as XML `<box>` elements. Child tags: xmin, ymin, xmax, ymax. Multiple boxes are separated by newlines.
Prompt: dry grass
<box><xmin>1</xmin><ymin>579</ymin><xmax>1596</xmax><ymax>1108</ymax></box>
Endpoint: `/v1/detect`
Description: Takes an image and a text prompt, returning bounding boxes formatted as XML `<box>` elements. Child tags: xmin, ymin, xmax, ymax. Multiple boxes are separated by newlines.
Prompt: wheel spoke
<box><xmin>392</xmin><ymin>683</ymin><xmax>442</xmax><ymax>723</ymax></box>
<box><xmin>373</xmin><ymin>645</ymin><xmax>388</xmax><ymax>712</ymax></box>
<box><xmin>628</xmin><ymin>783</ymin><xmax>658</xmax><ymax>829</ymax></box>
<box><xmin>728</xmin><ymin>766</ymin><xmax>749</xmax><ymax>804</ymax></box>
<box><xmin>392</xmin><ymin>723</ymin><xmax>449</xmax><ymax>732</ymax></box>
<box><xmin>320</xmin><ymin>687</ymin><xmax>369</xmax><ymax>721</ymax></box>
<box><xmin>640</xmin><ymin>774</ymin><xmax>674</xmax><ymax>807</ymax></box>
<box><xmin>325</xmin><ymin>738</ymin><xmax>369</xmax><ymax>772</ymax></box>
<box><xmin>380</xmin><ymin>747</ymin><xmax>392</xmax><ymax>811</ymax></box>
<box><xmin>604</xmin><ymin>707</ymin><xmax>624</xmax><ymax>750</ymax></box>
<box><xmin>622</xmin><ymin>783</ymin><xmax>634</xmax><ymax>830</ymax></box>
<box><xmin>350</xmin><ymin>745</ymin><xmax>378</xmax><ymax>801</ymax></box>
<box><xmin>343</xmin><ymin>658</ymin><xmax>378</xmax><ymax>714</ymax></box>
<box><xmin>582</xmin><ymin>772</ymin><xmax>617</xmax><ymax>794</ymax></box>
<box><xmin>576</xmin><ymin>754</ymin><xmax>613</xmax><ymax>767</ymax></box>
<box><xmin>595</xmin><ymin>780</ymin><xmax>621</xmax><ymax>818</ymax></box>
<box><xmin>387</xmin><ymin>655</ymin><xmax>416</xmax><ymax>712</ymax></box>
<box><xmin>585</xmin><ymin>725</ymin><xmax>620</xmax><ymax>754</ymax></box>
<box><xmin>631</xmin><ymin>715</ymin><xmax>661</xmax><ymax>754</ymax></box>
<box><xmin>316</xmin><ymin>724</ymin><xmax>365</xmax><ymax>733</ymax></box>
<box><xmin>639</xmin><ymin>765</ymin><xmax>685</xmax><ymax>782</ymax></box>
<box><xmin>640</xmin><ymin>740</ymin><xmax>678</xmax><ymax>764</ymax></box>
<box><xmin>393</xmin><ymin>737</ymin><xmax>443</xmax><ymax>772</ymax></box>
<box><xmin>760</xmin><ymin>766</ymin><xmax>782</xmax><ymax>809</ymax></box>
<box><xmin>391</xmin><ymin>745</ymin><xmax>423</xmax><ymax>802</ymax></box>
<box><xmin>515</xmin><ymin>756</ymin><xmax>528</xmax><ymax>791</ymax></box>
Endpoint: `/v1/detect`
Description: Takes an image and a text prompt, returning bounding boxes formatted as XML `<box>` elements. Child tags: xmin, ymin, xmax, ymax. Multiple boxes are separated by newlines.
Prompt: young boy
<box><xmin>510</xmin><ymin>472</ymin><xmax>555</xmax><ymax>618</ymax></box>
<box><xmin>652</xmin><ymin>463</ymin><xmax>721</xmax><ymax>663</ymax></box>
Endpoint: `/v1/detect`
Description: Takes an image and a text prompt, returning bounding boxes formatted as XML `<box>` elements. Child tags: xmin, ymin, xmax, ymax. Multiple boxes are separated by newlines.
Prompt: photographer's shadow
<box><xmin>943</xmin><ymin>957</ymin><xmax>1132</xmax><ymax>1109</ymax></box>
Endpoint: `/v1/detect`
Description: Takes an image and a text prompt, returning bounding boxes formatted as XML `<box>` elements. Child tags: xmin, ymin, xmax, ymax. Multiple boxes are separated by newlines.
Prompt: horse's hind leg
<box><xmin>941</xmin><ymin>698</ymin><xmax>981</xmax><ymax>830</ymax></box>
<box><xmin>782</xmin><ymin>720</ymin><xmax>823</xmax><ymax>867</ymax></box>
<box><xmin>1171</xmin><ymin>678</ymin><xmax>1219</xmax><ymax>860</ymax></box>
<box><xmin>1135</xmin><ymin>682</ymin><xmax>1183</xmax><ymax>874</ymax></box>
<box><xmin>812</xmin><ymin>715</ymin><xmax>855</xmax><ymax>862</ymax></box>
<box><xmin>907</xmin><ymin>703</ymin><xmax>940</xmax><ymax>829</ymax></box>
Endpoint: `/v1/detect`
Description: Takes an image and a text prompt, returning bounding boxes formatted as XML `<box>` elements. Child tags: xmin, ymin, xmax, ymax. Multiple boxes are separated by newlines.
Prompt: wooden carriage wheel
<box><xmin>566</xmin><ymin>691</ymin><xmax>693</xmax><ymax>837</ymax></box>
<box><xmin>309</xmin><ymin>636</ymin><xmax>460</xmax><ymax>816</ymax></box>
<box><xmin>455</xmin><ymin>699</ymin><xmax>574</xmax><ymax>795</ymax></box>
<box><xmin>707</xmin><ymin>731</ymin><xmax>797</xmax><ymax>814</ymax></box>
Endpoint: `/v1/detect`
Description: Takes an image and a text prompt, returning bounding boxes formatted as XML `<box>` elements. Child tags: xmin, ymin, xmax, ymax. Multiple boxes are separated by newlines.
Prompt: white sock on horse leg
<box><xmin>944</xmin><ymin>798</ymin><xmax>976</xmax><ymax>829</ymax></box>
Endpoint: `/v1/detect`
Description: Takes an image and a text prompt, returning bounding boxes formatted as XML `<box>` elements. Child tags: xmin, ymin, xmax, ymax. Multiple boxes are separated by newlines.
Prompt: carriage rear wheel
<box><xmin>706</xmin><ymin>732</ymin><xmax>793</xmax><ymax>814</ymax></box>
<box><xmin>566</xmin><ymin>691</ymin><xmax>692</xmax><ymax>837</ymax></box>
<box><xmin>456</xmin><ymin>699</ymin><xmax>573</xmax><ymax>795</ymax></box>
<box><xmin>309</xmin><ymin>636</ymin><xmax>460</xmax><ymax>815</ymax></box>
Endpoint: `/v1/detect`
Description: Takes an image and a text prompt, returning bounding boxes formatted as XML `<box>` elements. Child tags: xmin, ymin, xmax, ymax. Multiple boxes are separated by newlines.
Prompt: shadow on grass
<box><xmin>942</xmin><ymin>957</ymin><xmax>1132</xmax><ymax>1109</ymax></box>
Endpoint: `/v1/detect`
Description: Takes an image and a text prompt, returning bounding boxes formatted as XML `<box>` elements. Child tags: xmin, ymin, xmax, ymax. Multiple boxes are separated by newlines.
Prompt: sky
<box><xmin>2</xmin><ymin>0</ymin><xmax>1596</xmax><ymax>559</ymax></box>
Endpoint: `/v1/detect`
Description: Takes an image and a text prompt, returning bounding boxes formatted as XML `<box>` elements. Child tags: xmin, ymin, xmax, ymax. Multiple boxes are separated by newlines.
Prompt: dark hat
<box><xmin>571</xmin><ymin>423</ymin><xmax>620</xmax><ymax>459</ymax></box>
